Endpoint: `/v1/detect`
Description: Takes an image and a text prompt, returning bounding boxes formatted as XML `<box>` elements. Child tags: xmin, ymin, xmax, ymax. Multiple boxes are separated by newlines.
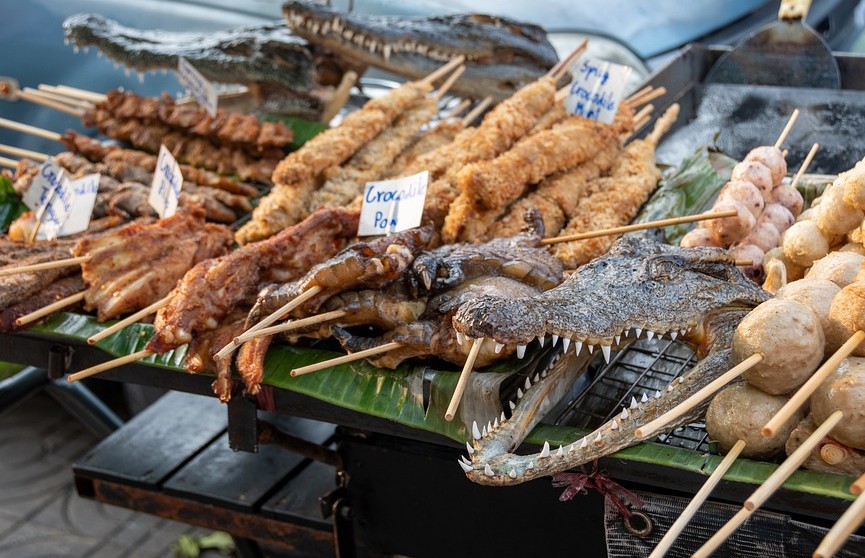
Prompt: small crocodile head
<box><xmin>453</xmin><ymin>237</ymin><xmax>769</xmax><ymax>355</ymax></box>
<box><xmin>283</xmin><ymin>1</ymin><xmax>559</xmax><ymax>99</ymax></box>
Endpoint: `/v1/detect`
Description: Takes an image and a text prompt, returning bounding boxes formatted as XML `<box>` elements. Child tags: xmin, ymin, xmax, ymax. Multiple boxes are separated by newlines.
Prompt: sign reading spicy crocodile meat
<box><xmin>358</xmin><ymin>171</ymin><xmax>429</xmax><ymax>236</ymax></box>
<box><xmin>177</xmin><ymin>56</ymin><xmax>218</xmax><ymax>117</ymax></box>
<box><xmin>149</xmin><ymin>145</ymin><xmax>183</xmax><ymax>219</ymax></box>
<box><xmin>565</xmin><ymin>57</ymin><xmax>632</xmax><ymax>125</ymax></box>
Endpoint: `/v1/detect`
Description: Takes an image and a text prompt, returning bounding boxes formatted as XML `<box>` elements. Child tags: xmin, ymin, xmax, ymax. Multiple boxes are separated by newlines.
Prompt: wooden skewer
<box><xmin>290</xmin><ymin>341</ymin><xmax>403</xmax><ymax>377</ymax></box>
<box><xmin>445</xmin><ymin>337</ymin><xmax>485</xmax><ymax>421</ymax></box>
<box><xmin>15</xmin><ymin>291</ymin><xmax>86</xmax><ymax>327</ymax></box>
<box><xmin>692</xmin><ymin>411</ymin><xmax>844</xmax><ymax>558</ymax></box>
<box><xmin>433</xmin><ymin>66</ymin><xmax>465</xmax><ymax>101</ymax></box>
<box><xmin>635</xmin><ymin>354</ymin><xmax>763</xmax><ymax>440</ymax></box>
<box><xmin>27</xmin><ymin>184</ymin><xmax>59</xmax><ymax>246</ymax></box>
<box><xmin>0</xmin><ymin>143</ymin><xmax>49</xmax><ymax>161</ymax></box>
<box><xmin>782</xmin><ymin>149</ymin><xmax>789</xmax><ymax>158</ymax></box>
<box><xmin>547</xmin><ymin>39</ymin><xmax>589</xmax><ymax>81</ymax></box>
<box><xmin>67</xmin><ymin>349</ymin><xmax>153</xmax><ymax>383</ymax></box>
<box><xmin>762</xmin><ymin>331</ymin><xmax>865</xmax><ymax>437</ymax></box>
<box><xmin>814</xmin><ymin>484</ymin><xmax>865</xmax><ymax>558</ymax></box>
<box><xmin>624</xmin><ymin>85</ymin><xmax>652</xmax><ymax>105</ymax></box>
<box><xmin>632</xmin><ymin>116</ymin><xmax>651</xmax><ymax>133</ymax></box>
<box><xmin>87</xmin><ymin>295</ymin><xmax>172</xmax><ymax>345</ymax></box>
<box><xmin>419</xmin><ymin>56</ymin><xmax>467</xmax><ymax>86</ymax></box>
<box><xmin>461</xmin><ymin>97</ymin><xmax>493</xmax><ymax>126</ymax></box>
<box><xmin>625</xmin><ymin>86</ymin><xmax>666</xmax><ymax>109</ymax></box>
<box><xmin>0</xmin><ymin>255</ymin><xmax>91</xmax><ymax>277</ymax></box>
<box><xmin>443</xmin><ymin>99</ymin><xmax>471</xmax><ymax>119</ymax></box>
<box><xmin>773</xmin><ymin>108</ymin><xmax>800</xmax><ymax>149</ymax></box>
<box><xmin>215</xmin><ymin>285</ymin><xmax>324</xmax><ymax>361</ymax></box>
<box><xmin>0</xmin><ymin>155</ymin><xmax>17</xmax><ymax>169</ymax></box>
<box><xmin>0</xmin><ymin>117</ymin><xmax>62</xmax><ymax>141</ymax></box>
<box><xmin>648</xmin><ymin>439</ymin><xmax>747</xmax><ymax>558</ymax></box>
<box><xmin>235</xmin><ymin>309</ymin><xmax>348</xmax><ymax>344</ymax></box>
<box><xmin>539</xmin><ymin>209</ymin><xmax>738</xmax><ymax>246</ymax></box>
<box><xmin>633</xmin><ymin>104</ymin><xmax>654</xmax><ymax>123</ymax></box>
<box><xmin>555</xmin><ymin>84</ymin><xmax>570</xmax><ymax>102</ymax></box>
<box><xmin>850</xmin><ymin>471</ymin><xmax>865</xmax><ymax>496</ymax></box>
<box><xmin>320</xmin><ymin>70</ymin><xmax>357</xmax><ymax>124</ymax></box>
<box><xmin>790</xmin><ymin>142</ymin><xmax>819</xmax><ymax>190</ymax></box>
<box><xmin>734</xmin><ymin>259</ymin><xmax>757</xmax><ymax>267</ymax></box>
<box><xmin>17</xmin><ymin>90</ymin><xmax>85</xmax><ymax>117</ymax></box>
<box><xmin>24</xmin><ymin>87</ymin><xmax>93</xmax><ymax>109</ymax></box>
<box><xmin>52</xmin><ymin>84</ymin><xmax>107</xmax><ymax>103</ymax></box>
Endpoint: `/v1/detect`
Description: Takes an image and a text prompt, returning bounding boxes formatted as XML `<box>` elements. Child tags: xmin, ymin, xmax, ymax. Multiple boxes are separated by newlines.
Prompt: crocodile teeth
<box><xmin>460</xmin><ymin>455</ymin><xmax>471</xmax><ymax>466</ymax></box>
<box><xmin>668</xmin><ymin>384</ymin><xmax>675</xmax><ymax>392</ymax></box>
<box><xmin>527</xmin><ymin>460</ymin><xmax>534</xmax><ymax>470</ymax></box>
<box><xmin>646</xmin><ymin>330</ymin><xmax>654</xmax><ymax>341</ymax></box>
<box><xmin>611</xmin><ymin>419</ymin><xmax>619</xmax><ymax>430</ymax></box>
<box><xmin>487</xmin><ymin>421</ymin><xmax>493</xmax><ymax>433</ymax></box>
<box><xmin>517</xmin><ymin>388</ymin><xmax>524</xmax><ymax>399</ymax></box>
<box><xmin>343</xmin><ymin>30</ymin><xmax>354</xmax><ymax>40</ymax></box>
<box><xmin>621</xmin><ymin>408</ymin><xmax>629</xmax><ymax>420</ymax></box>
<box><xmin>524</xmin><ymin>377</ymin><xmax>531</xmax><ymax>390</ymax></box>
<box><xmin>533</xmin><ymin>374</ymin><xmax>540</xmax><ymax>383</ymax></box>
<box><xmin>456</xmin><ymin>331</ymin><xmax>464</xmax><ymax>345</ymax></box>
<box><xmin>556</xmin><ymin>445</ymin><xmax>564</xmax><ymax>457</ymax></box>
<box><xmin>537</xmin><ymin>335</ymin><xmax>546</xmax><ymax>348</ymax></box>
<box><xmin>321</xmin><ymin>22</ymin><xmax>330</xmax><ymax>34</ymax></box>
<box><xmin>581</xmin><ymin>437</ymin><xmax>589</xmax><ymax>448</ymax></box>
<box><xmin>312</xmin><ymin>23</ymin><xmax>320</xmax><ymax>33</ymax></box>
<box><xmin>383</xmin><ymin>44</ymin><xmax>392</xmax><ymax>61</ymax></box>
<box><xmin>73</xmin><ymin>45</ymin><xmax>80</xmax><ymax>54</ymax></box>
<box><xmin>614</xmin><ymin>335</ymin><xmax>621</xmax><ymax>345</ymax></box>
<box><xmin>630</xmin><ymin>396</ymin><xmax>638</xmax><ymax>410</ymax></box>
<box><xmin>655</xmin><ymin>390</ymin><xmax>662</xmax><ymax>399</ymax></box>
<box><xmin>635</xmin><ymin>327</ymin><xmax>643</xmax><ymax>337</ymax></box>
<box><xmin>670</xmin><ymin>331</ymin><xmax>678</xmax><ymax>341</ymax></box>
<box><xmin>500</xmin><ymin>411</ymin><xmax>506</xmax><ymax>423</ymax></box>
<box><xmin>569</xmin><ymin>443</ymin><xmax>577</xmax><ymax>453</ymax></box>
<box><xmin>484</xmin><ymin>464</ymin><xmax>495</xmax><ymax>477</ymax></box>
<box><xmin>466</xmin><ymin>441</ymin><xmax>474</xmax><ymax>454</ymax></box>
<box><xmin>509</xmin><ymin>468</ymin><xmax>517</xmax><ymax>479</ymax></box>
<box><xmin>601</xmin><ymin>345</ymin><xmax>611</xmax><ymax>363</ymax></box>
<box><xmin>509</xmin><ymin>401</ymin><xmax>516</xmax><ymax>411</ymax></box>
<box><xmin>587</xmin><ymin>344</ymin><xmax>594</xmax><ymax>354</ymax></box>
<box><xmin>472</xmin><ymin>421</ymin><xmax>481</xmax><ymax>440</ymax></box>
<box><xmin>458</xmin><ymin>460</ymin><xmax>472</xmax><ymax>473</ymax></box>
<box><xmin>137</xmin><ymin>72</ymin><xmax>145</xmax><ymax>84</ymax></box>
<box><xmin>551</xmin><ymin>334</ymin><xmax>559</xmax><ymax>346</ymax></box>
<box><xmin>562</xmin><ymin>338</ymin><xmax>571</xmax><ymax>353</ymax></box>
<box><xmin>540</xmin><ymin>441</ymin><xmax>551</xmax><ymax>458</ymax></box>
<box><xmin>641</xmin><ymin>393</ymin><xmax>649</xmax><ymax>403</ymax></box>
<box><xmin>595</xmin><ymin>432</ymin><xmax>603</xmax><ymax>443</ymax></box>
<box><xmin>494</xmin><ymin>342</ymin><xmax>504</xmax><ymax>354</ymax></box>
<box><xmin>574</xmin><ymin>340</ymin><xmax>583</xmax><ymax>355</ymax></box>
<box><xmin>516</xmin><ymin>344</ymin><xmax>526</xmax><ymax>359</ymax></box>
<box><xmin>679</xmin><ymin>377</ymin><xmax>685</xmax><ymax>384</ymax></box>
<box><xmin>481</xmin><ymin>425</ymin><xmax>487</xmax><ymax>437</ymax></box>
<box><xmin>123</xmin><ymin>67</ymin><xmax>131</xmax><ymax>77</ymax></box>
<box><xmin>623</xmin><ymin>328</ymin><xmax>630</xmax><ymax>337</ymax></box>
<box><xmin>493</xmin><ymin>417</ymin><xmax>499</xmax><ymax>429</ymax></box>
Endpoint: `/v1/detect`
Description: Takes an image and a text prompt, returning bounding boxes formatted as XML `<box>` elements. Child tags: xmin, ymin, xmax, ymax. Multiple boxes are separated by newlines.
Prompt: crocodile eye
<box><xmin>649</xmin><ymin>259</ymin><xmax>677</xmax><ymax>279</ymax></box>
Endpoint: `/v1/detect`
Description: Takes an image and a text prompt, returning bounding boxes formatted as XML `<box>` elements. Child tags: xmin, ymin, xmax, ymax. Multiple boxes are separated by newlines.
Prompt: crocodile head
<box><xmin>282</xmin><ymin>1</ymin><xmax>559</xmax><ymax>100</ymax></box>
<box><xmin>451</xmin><ymin>237</ymin><xmax>769</xmax><ymax>486</ymax></box>
<box><xmin>63</xmin><ymin>13</ymin><xmax>339</xmax><ymax>118</ymax></box>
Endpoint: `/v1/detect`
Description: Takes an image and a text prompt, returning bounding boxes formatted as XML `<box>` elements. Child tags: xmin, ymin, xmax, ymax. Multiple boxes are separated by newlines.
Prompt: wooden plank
<box><xmin>261</xmin><ymin>460</ymin><xmax>338</xmax><ymax>528</ymax></box>
<box><xmin>163</xmin><ymin>416</ymin><xmax>334</xmax><ymax>511</ymax></box>
<box><xmin>74</xmin><ymin>392</ymin><xmax>226</xmax><ymax>487</ymax></box>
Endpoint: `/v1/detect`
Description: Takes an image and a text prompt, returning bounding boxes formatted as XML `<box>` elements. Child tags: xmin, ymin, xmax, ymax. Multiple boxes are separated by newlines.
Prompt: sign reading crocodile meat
<box><xmin>177</xmin><ymin>56</ymin><xmax>218</xmax><ymax>117</ymax></box>
<box><xmin>358</xmin><ymin>171</ymin><xmax>429</xmax><ymax>236</ymax></box>
<box><xmin>565</xmin><ymin>57</ymin><xmax>632</xmax><ymax>125</ymax></box>
<box><xmin>149</xmin><ymin>145</ymin><xmax>183</xmax><ymax>219</ymax></box>
<box><xmin>58</xmin><ymin>173</ymin><xmax>100</xmax><ymax>236</ymax></box>
<box><xmin>22</xmin><ymin>159</ymin><xmax>72</xmax><ymax>241</ymax></box>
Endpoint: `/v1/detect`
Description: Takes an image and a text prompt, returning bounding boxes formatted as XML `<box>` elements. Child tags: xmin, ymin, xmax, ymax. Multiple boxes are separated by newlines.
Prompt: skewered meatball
<box><xmin>764</xmin><ymin>246</ymin><xmax>807</xmax><ymax>281</ymax></box>
<box><xmin>805</xmin><ymin>251</ymin><xmax>865</xmax><ymax>288</ymax></box>
<box><xmin>719</xmin><ymin>181</ymin><xmax>765</xmax><ymax>218</ymax></box>
<box><xmin>707</xmin><ymin>382</ymin><xmax>804</xmax><ymax>459</ymax></box>
<box><xmin>680</xmin><ymin>227</ymin><xmax>721</xmax><ymax>248</ymax></box>
<box><xmin>843</xmin><ymin>166</ymin><xmax>865</xmax><ymax>209</ymax></box>
<box><xmin>704</xmin><ymin>200</ymin><xmax>756</xmax><ymax>246</ymax></box>
<box><xmin>741</xmin><ymin>223</ymin><xmax>780</xmax><ymax>252</ymax></box>
<box><xmin>783</xmin><ymin>220</ymin><xmax>830</xmax><ymax>267</ymax></box>
<box><xmin>811</xmin><ymin>356</ymin><xmax>865</xmax><ymax>450</ymax></box>
<box><xmin>729</xmin><ymin>243</ymin><xmax>764</xmax><ymax>282</ymax></box>
<box><xmin>759</xmin><ymin>203</ymin><xmax>795</xmax><ymax>235</ymax></box>
<box><xmin>776</xmin><ymin>278</ymin><xmax>839</xmax><ymax>342</ymax></box>
<box><xmin>827</xmin><ymin>283</ymin><xmax>865</xmax><ymax>357</ymax></box>
<box><xmin>731</xmin><ymin>161</ymin><xmax>774</xmax><ymax>198</ymax></box>
<box><xmin>745</xmin><ymin>146</ymin><xmax>787</xmax><ymax>185</ymax></box>
<box><xmin>734</xmin><ymin>298</ymin><xmax>825</xmax><ymax>395</ymax></box>
<box><xmin>768</xmin><ymin>183</ymin><xmax>804</xmax><ymax>217</ymax></box>
<box><xmin>816</xmin><ymin>183</ymin><xmax>865</xmax><ymax>235</ymax></box>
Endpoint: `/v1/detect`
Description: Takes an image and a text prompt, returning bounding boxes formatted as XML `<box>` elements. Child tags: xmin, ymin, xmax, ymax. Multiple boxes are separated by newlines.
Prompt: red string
<box><xmin>552</xmin><ymin>460</ymin><xmax>643</xmax><ymax>518</ymax></box>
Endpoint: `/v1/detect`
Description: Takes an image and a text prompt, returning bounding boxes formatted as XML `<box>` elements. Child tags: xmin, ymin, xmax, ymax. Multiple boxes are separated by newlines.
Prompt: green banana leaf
<box><xmin>260</xmin><ymin>115</ymin><xmax>329</xmax><ymax>152</ymax></box>
<box><xmin>0</xmin><ymin>175</ymin><xmax>27</xmax><ymax>231</ymax></box>
<box><xmin>0</xmin><ymin>361</ymin><xmax>25</xmax><ymax>382</ymax></box>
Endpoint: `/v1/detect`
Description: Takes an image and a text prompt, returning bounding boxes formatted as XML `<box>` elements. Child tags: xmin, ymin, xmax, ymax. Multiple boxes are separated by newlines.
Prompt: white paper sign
<box><xmin>149</xmin><ymin>145</ymin><xmax>183</xmax><ymax>219</ymax></box>
<box><xmin>22</xmin><ymin>159</ymin><xmax>65</xmax><ymax>212</ymax></box>
<box><xmin>59</xmin><ymin>173</ymin><xmax>100</xmax><ymax>236</ymax></box>
<box><xmin>358</xmin><ymin>171</ymin><xmax>429</xmax><ymax>237</ymax></box>
<box><xmin>565</xmin><ymin>57</ymin><xmax>632</xmax><ymax>124</ymax></box>
<box><xmin>22</xmin><ymin>160</ymin><xmax>70</xmax><ymax>241</ymax></box>
<box><xmin>177</xmin><ymin>56</ymin><xmax>218</xmax><ymax>117</ymax></box>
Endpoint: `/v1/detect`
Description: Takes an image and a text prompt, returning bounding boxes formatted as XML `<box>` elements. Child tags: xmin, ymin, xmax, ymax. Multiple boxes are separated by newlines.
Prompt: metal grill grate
<box><xmin>551</xmin><ymin>339</ymin><xmax>713</xmax><ymax>453</ymax></box>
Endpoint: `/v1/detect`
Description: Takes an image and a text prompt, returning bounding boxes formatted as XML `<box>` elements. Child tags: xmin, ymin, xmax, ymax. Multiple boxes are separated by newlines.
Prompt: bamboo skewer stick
<box><xmin>851</xmin><ymin>471</ymin><xmax>865</xmax><ymax>496</ymax></box>
<box><xmin>547</xmin><ymin>40</ymin><xmax>589</xmax><ymax>81</ymax></box>
<box><xmin>432</xmin><ymin>66</ymin><xmax>465</xmax><ymax>102</ymax></box>
<box><xmin>0</xmin><ymin>143</ymin><xmax>49</xmax><ymax>161</ymax></box>
<box><xmin>774</xmin><ymin>109</ymin><xmax>800</xmax><ymax>149</ymax></box>
<box><xmin>24</xmin><ymin>87</ymin><xmax>93</xmax><ymax>109</ymax></box>
<box><xmin>461</xmin><ymin>97</ymin><xmax>493</xmax><ymax>126</ymax></box>
<box><xmin>692</xmin><ymin>411</ymin><xmax>844</xmax><ymax>558</ymax></box>
<box><xmin>443</xmin><ymin>99</ymin><xmax>472</xmax><ymax>119</ymax></box>
<box><xmin>52</xmin><ymin>84</ymin><xmax>107</xmax><ymax>103</ymax></box>
<box><xmin>539</xmin><ymin>209</ymin><xmax>739</xmax><ymax>246</ymax></box>
<box><xmin>635</xmin><ymin>354</ymin><xmax>763</xmax><ymax>440</ymax></box>
<box><xmin>445</xmin><ymin>337</ymin><xmax>485</xmax><ymax>421</ymax></box>
<box><xmin>790</xmin><ymin>142</ymin><xmax>819</xmax><ymax>190</ymax></box>
<box><xmin>419</xmin><ymin>56</ymin><xmax>467</xmax><ymax>87</ymax></box>
<box><xmin>235</xmin><ymin>309</ymin><xmax>348</xmax><ymax>344</ymax></box>
<box><xmin>625</xmin><ymin>86</ymin><xmax>666</xmax><ymax>109</ymax></box>
<box><xmin>215</xmin><ymin>285</ymin><xmax>324</xmax><ymax>361</ymax></box>
<box><xmin>87</xmin><ymin>295</ymin><xmax>172</xmax><ymax>345</ymax></box>
<box><xmin>762</xmin><ymin>331</ymin><xmax>865</xmax><ymax>437</ymax></box>
<box><xmin>624</xmin><ymin>86</ymin><xmax>652</xmax><ymax>105</ymax></box>
<box><xmin>632</xmin><ymin>103</ymin><xmax>654</xmax><ymax>124</ymax></box>
<box><xmin>0</xmin><ymin>117</ymin><xmax>62</xmax><ymax>141</ymax></box>
<box><xmin>319</xmin><ymin>71</ymin><xmax>358</xmax><ymax>124</ymax></box>
<box><xmin>67</xmin><ymin>349</ymin><xmax>153</xmax><ymax>383</ymax></box>
<box><xmin>648</xmin><ymin>439</ymin><xmax>747</xmax><ymax>558</ymax></box>
<box><xmin>0</xmin><ymin>255</ymin><xmax>91</xmax><ymax>277</ymax></box>
<box><xmin>290</xmin><ymin>341</ymin><xmax>403</xmax><ymax>377</ymax></box>
<box><xmin>814</xmin><ymin>485</ymin><xmax>865</xmax><ymax>558</ymax></box>
<box><xmin>16</xmin><ymin>90</ymin><xmax>85</xmax><ymax>117</ymax></box>
<box><xmin>0</xmin><ymin>156</ymin><xmax>17</xmax><ymax>169</ymax></box>
<box><xmin>14</xmin><ymin>291</ymin><xmax>86</xmax><ymax>327</ymax></box>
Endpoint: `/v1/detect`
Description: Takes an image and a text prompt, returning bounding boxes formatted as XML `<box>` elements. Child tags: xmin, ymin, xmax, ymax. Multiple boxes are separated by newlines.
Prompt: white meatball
<box><xmin>804</xmin><ymin>251</ymin><xmax>865</xmax><ymax>288</ymax></box>
<box><xmin>843</xmin><ymin>167</ymin><xmax>865</xmax><ymax>210</ymax></box>
<box><xmin>776</xmin><ymin>278</ymin><xmax>839</xmax><ymax>341</ymax></box>
<box><xmin>811</xmin><ymin>357</ymin><xmax>865</xmax><ymax>450</ymax></box>
<box><xmin>745</xmin><ymin>146</ymin><xmax>787</xmax><ymax>185</ymax></box>
<box><xmin>768</xmin><ymin>183</ymin><xmax>804</xmax><ymax>217</ymax></box>
<box><xmin>759</xmin><ymin>203</ymin><xmax>795</xmax><ymax>235</ymax></box>
<box><xmin>680</xmin><ymin>227</ymin><xmax>721</xmax><ymax>248</ymax></box>
<box><xmin>783</xmin><ymin>220</ymin><xmax>831</xmax><ymax>267</ymax></box>
<box><xmin>704</xmin><ymin>200</ymin><xmax>756</xmax><ymax>247</ymax></box>
<box><xmin>729</xmin><ymin>243</ymin><xmax>765</xmax><ymax>282</ymax></box>
<box><xmin>741</xmin><ymin>222</ymin><xmax>781</xmax><ymax>252</ymax></box>
<box><xmin>718</xmin><ymin>181</ymin><xmax>765</xmax><ymax>218</ymax></box>
<box><xmin>816</xmin><ymin>183</ymin><xmax>865</xmax><ymax>235</ymax></box>
<box><xmin>731</xmin><ymin>161</ymin><xmax>774</xmax><ymax>198</ymax></box>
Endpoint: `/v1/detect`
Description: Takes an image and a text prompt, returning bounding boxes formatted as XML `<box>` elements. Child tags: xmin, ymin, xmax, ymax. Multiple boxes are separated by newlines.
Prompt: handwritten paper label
<box><xmin>59</xmin><ymin>173</ymin><xmax>100</xmax><ymax>236</ymax></box>
<box><xmin>149</xmin><ymin>145</ymin><xmax>183</xmax><ymax>218</ymax></box>
<box><xmin>22</xmin><ymin>159</ymin><xmax>65</xmax><ymax>212</ymax></box>
<box><xmin>358</xmin><ymin>171</ymin><xmax>429</xmax><ymax>236</ymax></box>
<box><xmin>177</xmin><ymin>56</ymin><xmax>218</xmax><ymax>117</ymax></box>
<box><xmin>565</xmin><ymin>57</ymin><xmax>632</xmax><ymax>124</ymax></box>
<box><xmin>22</xmin><ymin>160</ymin><xmax>69</xmax><ymax>241</ymax></box>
